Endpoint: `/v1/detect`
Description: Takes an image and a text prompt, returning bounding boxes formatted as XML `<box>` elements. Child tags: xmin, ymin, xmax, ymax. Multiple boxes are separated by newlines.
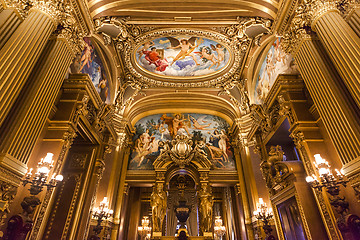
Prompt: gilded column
<box><xmin>302</xmin><ymin>0</ymin><xmax>360</xmax><ymax>109</ymax></box>
<box><xmin>344</xmin><ymin>5</ymin><xmax>360</xmax><ymax>37</ymax></box>
<box><xmin>283</xmin><ymin>26</ymin><xmax>360</xmax><ymax>198</ymax></box>
<box><xmin>0</xmin><ymin>34</ymin><xmax>75</xmax><ymax>169</ymax></box>
<box><xmin>0</xmin><ymin>1</ymin><xmax>63</xmax><ymax>127</ymax></box>
<box><xmin>0</xmin><ymin>7</ymin><xmax>23</xmax><ymax>49</ymax></box>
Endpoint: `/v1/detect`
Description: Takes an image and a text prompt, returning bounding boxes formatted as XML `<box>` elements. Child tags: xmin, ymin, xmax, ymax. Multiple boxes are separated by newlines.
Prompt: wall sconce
<box><xmin>91</xmin><ymin>197</ymin><xmax>113</xmax><ymax>238</ymax></box>
<box><xmin>306</xmin><ymin>154</ymin><xmax>360</xmax><ymax>240</ymax></box>
<box><xmin>4</xmin><ymin>153</ymin><xmax>63</xmax><ymax>240</ymax></box>
<box><xmin>253</xmin><ymin>198</ymin><xmax>275</xmax><ymax>240</ymax></box>
<box><xmin>22</xmin><ymin>152</ymin><xmax>63</xmax><ymax>195</ymax></box>
<box><xmin>214</xmin><ymin>216</ymin><xmax>226</xmax><ymax>240</ymax></box>
<box><xmin>138</xmin><ymin>216</ymin><xmax>151</xmax><ymax>240</ymax></box>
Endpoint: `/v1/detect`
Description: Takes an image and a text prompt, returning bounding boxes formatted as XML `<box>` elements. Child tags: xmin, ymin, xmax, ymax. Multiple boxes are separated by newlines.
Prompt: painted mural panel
<box><xmin>254</xmin><ymin>38</ymin><xmax>298</xmax><ymax>104</ymax></box>
<box><xmin>71</xmin><ymin>37</ymin><xmax>110</xmax><ymax>103</ymax></box>
<box><xmin>128</xmin><ymin>113</ymin><xmax>235</xmax><ymax>170</ymax></box>
<box><xmin>135</xmin><ymin>36</ymin><xmax>230</xmax><ymax>78</ymax></box>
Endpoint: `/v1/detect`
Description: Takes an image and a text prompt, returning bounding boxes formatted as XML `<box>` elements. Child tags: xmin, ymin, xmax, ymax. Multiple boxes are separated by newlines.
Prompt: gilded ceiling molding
<box><xmin>89</xmin><ymin>0</ymin><xmax>278</xmax><ymax>19</ymax></box>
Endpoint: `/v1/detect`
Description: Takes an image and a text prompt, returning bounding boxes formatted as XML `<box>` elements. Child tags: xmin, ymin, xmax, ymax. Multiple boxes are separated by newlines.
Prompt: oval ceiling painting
<box><xmin>135</xmin><ymin>35</ymin><xmax>231</xmax><ymax>78</ymax></box>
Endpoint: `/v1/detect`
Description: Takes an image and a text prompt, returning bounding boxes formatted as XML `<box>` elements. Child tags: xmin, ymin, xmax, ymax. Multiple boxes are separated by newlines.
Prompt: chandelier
<box><xmin>91</xmin><ymin>197</ymin><xmax>113</xmax><ymax>237</ymax></box>
<box><xmin>138</xmin><ymin>216</ymin><xmax>151</xmax><ymax>240</ymax></box>
<box><xmin>253</xmin><ymin>198</ymin><xmax>274</xmax><ymax>239</ymax></box>
<box><xmin>214</xmin><ymin>216</ymin><xmax>226</xmax><ymax>240</ymax></box>
<box><xmin>22</xmin><ymin>153</ymin><xmax>63</xmax><ymax>195</ymax></box>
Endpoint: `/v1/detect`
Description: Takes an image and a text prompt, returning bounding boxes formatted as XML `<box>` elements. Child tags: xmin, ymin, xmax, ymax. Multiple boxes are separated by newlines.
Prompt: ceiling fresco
<box><xmin>70</xmin><ymin>37</ymin><xmax>110</xmax><ymax>103</ymax></box>
<box><xmin>128</xmin><ymin>113</ymin><xmax>235</xmax><ymax>170</ymax></box>
<box><xmin>135</xmin><ymin>35</ymin><xmax>231</xmax><ymax>78</ymax></box>
<box><xmin>254</xmin><ymin>38</ymin><xmax>299</xmax><ymax>103</ymax></box>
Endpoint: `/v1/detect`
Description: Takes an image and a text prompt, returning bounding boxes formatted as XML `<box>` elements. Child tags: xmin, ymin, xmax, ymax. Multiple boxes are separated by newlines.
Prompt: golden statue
<box><xmin>151</xmin><ymin>183</ymin><xmax>167</xmax><ymax>232</ymax></box>
<box><xmin>198</xmin><ymin>183</ymin><xmax>213</xmax><ymax>233</ymax></box>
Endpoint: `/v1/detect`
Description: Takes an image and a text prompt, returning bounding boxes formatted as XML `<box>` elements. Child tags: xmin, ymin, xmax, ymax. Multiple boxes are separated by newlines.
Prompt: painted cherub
<box><xmin>79</xmin><ymin>41</ymin><xmax>93</xmax><ymax>71</ymax></box>
<box><xmin>211</xmin><ymin>44</ymin><xmax>225</xmax><ymax>67</ymax></box>
<box><xmin>196</xmin><ymin>46</ymin><xmax>218</xmax><ymax>69</ymax></box>
<box><xmin>167</xmin><ymin>37</ymin><xmax>200</xmax><ymax>66</ymax></box>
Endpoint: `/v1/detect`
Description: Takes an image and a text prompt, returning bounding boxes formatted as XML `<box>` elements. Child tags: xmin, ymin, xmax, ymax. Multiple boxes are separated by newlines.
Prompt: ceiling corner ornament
<box><xmin>94</xmin><ymin>17</ymin><xmax>272</xmax><ymax>88</ymax></box>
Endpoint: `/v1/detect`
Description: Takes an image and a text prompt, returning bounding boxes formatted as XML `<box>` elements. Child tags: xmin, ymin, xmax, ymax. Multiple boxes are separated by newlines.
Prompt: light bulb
<box><xmin>55</xmin><ymin>175</ymin><xmax>63</xmax><ymax>181</ymax></box>
<box><xmin>306</xmin><ymin>176</ymin><xmax>315</xmax><ymax>183</ymax></box>
<box><xmin>43</xmin><ymin>153</ymin><xmax>54</xmax><ymax>164</ymax></box>
<box><xmin>38</xmin><ymin>166</ymin><xmax>50</xmax><ymax>174</ymax></box>
<box><xmin>319</xmin><ymin>167</ymin><xmax>329</xmax><ymax>176</ymax></box>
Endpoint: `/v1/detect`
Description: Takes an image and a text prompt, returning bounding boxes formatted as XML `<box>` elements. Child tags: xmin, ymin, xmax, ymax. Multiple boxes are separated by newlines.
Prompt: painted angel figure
<box><xmin>189</xmin><ymin>116</ymin><xmax>215</xmax><ymax>130</ymax></box>
<box><xmin>166</xmin><ymin>37</ymin><xmax>200</xmax><ymax>66</ymax></box>
<box><xmin>211</xmin><ymin>44</ymin><xmax>225</xmax><ymax>68</ymax></box>
<box><xmin>195</xmin><ymin>46</ymin><xmax>218</xmax><ymax>69</ymax></box>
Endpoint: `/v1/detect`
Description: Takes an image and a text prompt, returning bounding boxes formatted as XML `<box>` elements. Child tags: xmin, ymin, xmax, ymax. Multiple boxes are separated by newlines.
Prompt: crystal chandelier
<box><xmin>214</xmin><ymin>216</ymin><xmax>226</xmax><ymax>240</ymax></box>
<box><xmin>138</xmin><ymin>216</ymin><xmax>152</xmax><ymax>240</ymax></box>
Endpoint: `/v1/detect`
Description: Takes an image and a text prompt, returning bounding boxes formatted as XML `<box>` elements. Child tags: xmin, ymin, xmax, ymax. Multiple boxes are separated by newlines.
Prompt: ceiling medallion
<box><xmin>121</xmin><ymin>29</ymin><xmax>249</xmax><ymax>88</ymax></box>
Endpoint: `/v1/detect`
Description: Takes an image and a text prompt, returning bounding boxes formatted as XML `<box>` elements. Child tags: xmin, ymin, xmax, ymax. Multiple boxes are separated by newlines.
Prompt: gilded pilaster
<box><xmin>71</xmin><ymin>157</ymin><xmax>105</xmax><ymax>240</ymax></box>
<box><xmin>233</xmin><ymin>146</ymin><xmax>255</xmax><ymax>240</ymax></box>
<box><xmin>111</xmin><ymin>143</ymin><xmax>131</xmax><ymax>240</ymax></box>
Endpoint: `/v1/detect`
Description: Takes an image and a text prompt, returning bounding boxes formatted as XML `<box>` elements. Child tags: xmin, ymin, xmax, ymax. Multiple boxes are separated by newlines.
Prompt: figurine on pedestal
<box><xmin>3</xmin><ymin>196</ymin><xmax>41</xmax><ymax>240</ymax></box>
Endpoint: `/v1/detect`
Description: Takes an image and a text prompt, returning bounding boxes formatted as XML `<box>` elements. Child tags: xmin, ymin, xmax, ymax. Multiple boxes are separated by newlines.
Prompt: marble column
<box><xmin>0</xmin><ymin>8</ymin><xmax>22</xmax><ymax>49</ymax></box>
<box><xmin>0</xmin><ymin>7</ymin><xmax>58</xmax><ymax>127</ymax></box>
<box><xmin>0</xmin><ymin>36</ymin><xmax>73</xmax><ymax>170</ymax></box>
<box><xmin>310</xmin><ymin>2</ymin><xmax>360</xmax><ymax>109</ymax></box>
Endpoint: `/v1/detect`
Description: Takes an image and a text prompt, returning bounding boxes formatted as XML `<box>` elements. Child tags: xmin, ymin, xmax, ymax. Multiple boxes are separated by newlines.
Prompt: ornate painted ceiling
<box><xmin>78</xmin><ymin>0</ymin><xmax>297</xmax><ymax>123</ymax></box>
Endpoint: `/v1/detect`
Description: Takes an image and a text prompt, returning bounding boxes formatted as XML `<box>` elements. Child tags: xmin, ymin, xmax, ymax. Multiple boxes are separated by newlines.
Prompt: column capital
<box><xmin>281</xmin><ymin>19</ymin><xmax>316</xmax><ymax>56</ymax></box>
<box><xmin>52</xmin><ymin>25</ymin><xmax>85</xmax><ymax>57</ymax></box>
<box><xmin>307</xmin><ymin>0</ymin><xmax>340</xmax><ymax>28</ymax></box>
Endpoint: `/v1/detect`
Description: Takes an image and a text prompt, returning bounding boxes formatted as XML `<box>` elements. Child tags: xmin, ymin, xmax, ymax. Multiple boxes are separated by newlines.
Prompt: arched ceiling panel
<box><xmin>88</xmin><ymin>0</ymin><xmax>279</xmax><ymax>20</ymax></box>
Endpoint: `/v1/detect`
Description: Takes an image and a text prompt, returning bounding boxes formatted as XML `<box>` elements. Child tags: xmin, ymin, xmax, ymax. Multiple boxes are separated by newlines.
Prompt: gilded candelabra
<box><xmin>22</xmin><ymin>153</ymin><xmax>63</xmax><ymax>195</ymax></box>
<box><xmin>214</xmin><ymin>216</ymin><xmax>226</xmax><ymax>240</ymax></box>
<box><xmin>91</xmin><ymin>197</ymin><xmax>113</xmax><ymax>239</ymax></box>
<box><xmin>306</xmin><ymin>154</ymin><xmax>360</xmax><ymax>240</ymax></box>
<box><xmin>253</xmin><ymin>198</ymin><xmax>275</xmax><ymax>240</ymax></box>
<box><xmin>137</xmin><ymin>216</ymin><xmax>152</xmax><ymax>240</ymax></box>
